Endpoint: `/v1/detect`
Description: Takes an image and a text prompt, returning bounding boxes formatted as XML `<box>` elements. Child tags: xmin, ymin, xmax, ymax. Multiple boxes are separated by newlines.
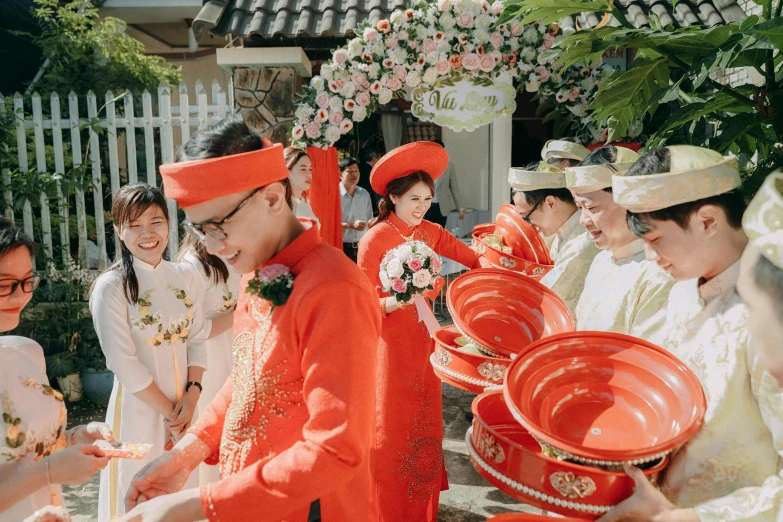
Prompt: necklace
<box><xmin>389</xmin><ymin>220</ymin><xmax>416</xmax><ymax>242</ymax></box>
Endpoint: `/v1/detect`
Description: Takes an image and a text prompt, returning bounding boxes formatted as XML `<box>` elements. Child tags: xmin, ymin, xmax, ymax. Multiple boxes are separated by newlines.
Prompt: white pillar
<box><xmin>489</xmin><ymin>114</ymin><xmax>513</xmax><ymax>218</ymax></box>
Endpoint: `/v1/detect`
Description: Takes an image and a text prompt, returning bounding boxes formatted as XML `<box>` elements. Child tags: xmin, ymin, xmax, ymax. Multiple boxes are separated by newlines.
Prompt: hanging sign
<box><xmin>601</xmin><ymin>48</ymin><xmax>628</xmax><ymax>72</ymax></box>
<box><xmin>411</xmin><ymin>73</ymin><xmax>517</xmax><ymax>132</ymax></box>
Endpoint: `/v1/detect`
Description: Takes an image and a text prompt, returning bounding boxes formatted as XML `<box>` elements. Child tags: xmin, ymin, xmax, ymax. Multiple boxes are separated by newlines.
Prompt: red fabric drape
<box><xmin>307</xmin><ymin>146</ymin><xmax>343</xmax><ymax>249</ymax></box>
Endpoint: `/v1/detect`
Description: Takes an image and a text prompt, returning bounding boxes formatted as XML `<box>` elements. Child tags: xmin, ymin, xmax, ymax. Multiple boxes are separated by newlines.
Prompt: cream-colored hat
<box><xmin>613</xmin><ymin>145</ymin><xmax>740</xmax><ymax>213</ymax></box>
<box><xmin>542</xmin><ymin>140</ymin><xmax>590</xmax><ymax>163</ymax></box>
<box><xmin>565</xmin><ymin>146</ymin><xmax>639</xmax><ymax>195</ymax></box>
<box><xmin>508</xmin><ymin>161</ymin><xmax>565</xmax><ymax>191</ymax></box>
<box><xmin>743</xmin><ymin>172</ymin><xmax>783</xmax><ymax>270</ymax></box>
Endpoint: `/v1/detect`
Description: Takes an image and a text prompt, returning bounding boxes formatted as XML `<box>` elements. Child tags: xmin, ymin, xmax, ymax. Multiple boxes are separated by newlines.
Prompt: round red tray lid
<box><xmin>488</xmin><ymin>513</ymin><xmax>590</xmax><ymax>522</ymax></box>
<box><xmin>503</xmin><ymin>332</ymin><xmax>706</xmax><ymax>464</ymax></box>
<box><xmin>495</xmin><ymin>204</ymin><xmax>553</xmax><ymax>265</ymax></box>
<box><xmin>447</xmin><ymin>269</ymin><xmax>574</xmax><ymax>358</ymax></box>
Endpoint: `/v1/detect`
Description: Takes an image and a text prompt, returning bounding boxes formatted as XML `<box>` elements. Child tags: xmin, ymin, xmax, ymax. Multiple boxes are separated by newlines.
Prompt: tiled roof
<box><xmin>560</xmin><ymin>0</ymin><xmax>747</xmax><ymax>31</ymax></box>
<box><xmin>192</xmin><ymin>0</ymin><xmax>747</xmax><ymax>40</ymax></box>
<box><xmin>192</xmin><ymin>0</ymin><xmax>406</xmax><ymax>39</ymax></box>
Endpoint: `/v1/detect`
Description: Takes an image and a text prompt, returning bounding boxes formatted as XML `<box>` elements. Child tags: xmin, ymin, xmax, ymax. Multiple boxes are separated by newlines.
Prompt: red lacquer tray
<box><xmin>503</xmin><ymin>332</ymin><xmax>706</xmax><ymax>466</ymax></box>
<box><xmin>447</xmin><ymin>269</ymin><xmax>575</xmax><ymax>358</ymax></box>
<box><xmin>469</xmin><ymin>390</ymin><xmax>667</xmax><ymax>519</ymax></box>
<box><xmin>471</xmin><ymin>224</ymin><xmax>554</xmax><ymax>280</ymax></box>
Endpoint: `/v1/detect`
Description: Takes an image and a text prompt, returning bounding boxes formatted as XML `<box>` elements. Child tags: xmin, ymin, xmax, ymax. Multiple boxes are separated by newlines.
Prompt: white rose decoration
<box><xmin>348</xmin><ymin>38</ymin><xmax>363</xmax><ymax>57</ymax></box>
<box><xmin>440</xmin><ymin>14</ymin><xmax>456</xmax><ymax>27</ymax></box>
<box><xmin>295</xmin><ymin>105</ymin><xmax>314</xmax><ymax>119</ymax></box>
<box><xmin>380</xmin><ymin>268</ymin><xmax>391</xmax><ymax>289</ymax></box>
<box><xmin>341</xmin><ymin>81</ymin><xmax>357</xmax><ymax>98</ymax></box>
<box><xmin>329</xmin><ymin>96</ymin><xmax>343</xmax><ymax>110</ymax></box>
<box><xmin>412</xmin><ymin>269</ymin><xmax>432</xmax><ymax>289</ymax></box>
<box><xmin>526</xmin><ymin>80</ymin><xmax>541</xmax><ymax>93</ymax></box>
<box><xmin>426</xmin><ymin>51</ymin><xmax>439</xmax><ymax>65</ymax></box>
<box><xmin>473</xmin><ymin>29</ymin><xmax>490</xmax><ymax>44</ymax></box>
<box><xmin>391</xmin><ymin>11</ymin><xmax>405</xmax><ymax>26</ymax></box>
<box><xmin>368</xmin><ymin>63</ymin><xmax>381</xmax><ymax>79</ymax></box>
<box><xmin>310</xmin><ymin>76</ymin><xmax>325</xmax><ymax>91</ymax></box>
<box><xmin>386</xmin><ymin>258</ymin><xmax>404</xmax><ymax>278</ymax></box>
<box><xmin>398</xmin><ymin>30</ymin><xmax>410</xmax><ymax>41</ymax></box>
<box><xmin>475</xmin><ymin>14</ymin><xmax>491</xmax><ymax>30</ymax></box>
<box><xmin>422</xmin><ymin>67</ymin><xmax>438</xmax><ymax>84</ymax></box>
<box><xmin>324</xmin><ymin>125</ymin><xmax>341</xmax><ymax>144</ymax></box>
<box><xmin>353</xmin><ymin>106</ymin><xmax>368</xmax><ymax>122</ymax></box>
<box><xmin>372</xmin><ymin>42</ymin><xmax>385</xmax><ymax>56</ymax></box>
<box><xmin>378</xmin><ymin>88</ymin><xmax>393</xmax><ymax>104</ymax></box>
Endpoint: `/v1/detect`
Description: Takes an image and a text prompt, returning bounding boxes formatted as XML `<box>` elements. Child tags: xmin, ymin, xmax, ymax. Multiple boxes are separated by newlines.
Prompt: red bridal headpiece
<box><xmin>159</xmin><ymin>139</ymin><xmax>289</xmax><ymax>208</ymax></box>
<box><xmin>370</xmin><ymin>141</ymin><xmax>449</xmax><ymax>196</ymax></box>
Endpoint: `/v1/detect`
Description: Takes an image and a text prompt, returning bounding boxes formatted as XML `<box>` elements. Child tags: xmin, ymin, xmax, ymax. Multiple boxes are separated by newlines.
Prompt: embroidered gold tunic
<box><xmin>660</xmin><ymin>262</ymin><xmax>783</xmax><ymax>521</ymax></box>
<box><xmin>540</xmin><ymin>212</ymin><xmax>601</xmax><ymax>313</ymax></box>
<box><xmin>575</xmin><ymin>239</ymin><xmax>675</xmax><ymax>344</ymax></box>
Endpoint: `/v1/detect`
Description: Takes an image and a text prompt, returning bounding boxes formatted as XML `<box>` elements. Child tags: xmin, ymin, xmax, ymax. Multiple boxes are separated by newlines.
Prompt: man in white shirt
<box><xmin>339</xmin><ymin>157</ymin><xmax>373</xmax><ymax>262</ymax></box>
<box><xmin>424</xmin><ymin>140</ymin><xmax>464</xmax><ymax>228</ymax></box>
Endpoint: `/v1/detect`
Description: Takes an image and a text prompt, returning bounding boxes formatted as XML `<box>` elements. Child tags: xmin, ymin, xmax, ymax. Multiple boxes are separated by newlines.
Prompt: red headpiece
<box><xmin>159</xmin><ymin>139</ymin><xmax>289</xmax><ymax>208</ymax></box>
<box><xmin>370</xmin><ymin>141</ymin><xmax>448</xmax><ymax>196</ymax></box>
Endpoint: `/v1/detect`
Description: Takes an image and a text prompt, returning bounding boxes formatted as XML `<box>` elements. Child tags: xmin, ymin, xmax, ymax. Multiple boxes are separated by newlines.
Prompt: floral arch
<box><xmin>290</xmin><ymin>0</ymin><xmax>641</xmax><ymax>149</ymax></box>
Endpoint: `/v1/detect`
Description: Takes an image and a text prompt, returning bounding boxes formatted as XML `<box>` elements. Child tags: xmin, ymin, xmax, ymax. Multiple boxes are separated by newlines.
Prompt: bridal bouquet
<box><xmin>380</xmin><ymin>241</ymin><xmax>442</xmax><ymax>304</ymax></box>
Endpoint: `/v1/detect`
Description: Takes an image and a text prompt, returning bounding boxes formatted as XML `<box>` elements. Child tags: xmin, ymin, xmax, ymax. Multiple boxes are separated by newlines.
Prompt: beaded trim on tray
<box><xmin>504</xmin><ymin>400</ymin><xmax>671</xmax><ymax>467</ymax></box>
<box><xmin>451</xmin><ymin>321</ymin><xmax>506</xmax><ymax>358</ymax></box>
<box><xmin>429</xmin><ymin>353</ymin><xmax>497</xmax><ymax>389</ymax></box>
<box><xmin>465</xmin><ymin>428</ymin><xmax>612</xmax><ymax>516</ymax></box>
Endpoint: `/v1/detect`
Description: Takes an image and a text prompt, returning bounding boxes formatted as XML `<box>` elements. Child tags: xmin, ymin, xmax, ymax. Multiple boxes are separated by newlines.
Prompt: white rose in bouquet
<box><xmin>386</xmin><ymin>257</ymin><xmax>405</xmax><ymax>278</ymax></box>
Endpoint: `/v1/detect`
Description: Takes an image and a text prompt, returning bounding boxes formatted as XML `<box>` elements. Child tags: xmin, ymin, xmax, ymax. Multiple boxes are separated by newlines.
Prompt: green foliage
<box><xmin>500</xmin><ymin>0</ymin><xmax>783</xmax><ymax>159</ymax></box>
<box><xmin>24</xmin><ymin>0</ymin><xmax>181</xmax><ymax>96</ymax></box>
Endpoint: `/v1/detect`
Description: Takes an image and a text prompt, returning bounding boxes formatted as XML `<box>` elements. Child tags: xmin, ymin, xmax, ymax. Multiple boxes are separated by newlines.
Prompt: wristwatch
<box><xmin>186</xmin><ymin>381</ymin><xmax>202</xmax><ymax>393</ymax></box>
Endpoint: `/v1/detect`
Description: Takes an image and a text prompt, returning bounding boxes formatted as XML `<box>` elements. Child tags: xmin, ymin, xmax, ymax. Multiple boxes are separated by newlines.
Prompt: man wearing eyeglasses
<box><xmin>565</xmin><ymin>145</ymin><xmax>674</xmax><ymax>344</ymax></box>
<box><xmin>508</xmin><ymin>161</ymin><xmax>600</xmax><ymax>313</ymax></box>
<box><xmin>120</xmin><ymin>118</ymin><xmax>381</xmax><ymax>522</ymax></box>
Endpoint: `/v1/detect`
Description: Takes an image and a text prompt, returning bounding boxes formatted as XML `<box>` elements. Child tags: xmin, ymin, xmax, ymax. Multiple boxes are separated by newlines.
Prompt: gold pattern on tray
<box><xmin>550</xmin><ymin>471</ymin><xmax>598</xmax><ymax>499</ymax></box>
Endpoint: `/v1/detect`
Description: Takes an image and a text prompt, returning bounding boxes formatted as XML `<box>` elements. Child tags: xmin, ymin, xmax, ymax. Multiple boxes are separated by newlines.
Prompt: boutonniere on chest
<box><xmin>246</xmin><ymin>264</ymin><xmax>295</xmax><ymax>311</ymax></box>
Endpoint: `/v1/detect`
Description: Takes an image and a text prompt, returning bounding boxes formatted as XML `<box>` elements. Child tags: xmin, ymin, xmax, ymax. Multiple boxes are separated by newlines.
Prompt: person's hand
<box><xmin>23</xmin><ymin>505</ymin><xmax>72</xmax><ymax>522</ymax></box>
<box><xmin>353</xmin><ymin>220</ymin><xmax>368</xmax><ymax>231</ymax></box>
<box><xmin>70</xmin><ymin>422</ymin><xmax>114</xmax><ymax>445</ymax></box>
<box><xmin>459</xmin><ymin>209</ymin><xmax>465</xmax><ymax>220</ymax></box>
<box><xmin>124</xmin><ymin>448</ymin><xmax>197</xmax><ymax>511</ymax></box>
<box><xmin>342</xmin><ymin>222</ymin><xmax>354</xmax><ymax>230</ymax></box>
<box><xmin>597</xmin><ymin>463</ymin><xmax>698</xmax><ymax>522</ymax></box>
<box><xmin>120</xmin><ymin>489</ymin><xmax>205</xmax><ymax>522</ymax></box>
<box><xmin>48</xmin><ymin>444</ymin><xmax>109</xmax><ymax>485</ymax></box>
<box><xmin>166</xmin><ymin>388</ymin><xmax>199</xmax><ymax>433</ymax></box>
<box><xmin>477</xmin><ymin>257</ymin><xmax>493</xmax><ymax>268</ymax></box>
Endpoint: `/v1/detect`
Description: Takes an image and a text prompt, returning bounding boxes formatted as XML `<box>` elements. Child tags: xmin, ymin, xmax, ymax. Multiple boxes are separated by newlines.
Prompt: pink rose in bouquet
<box><xmin>333</xmin><ymin>49</ymin><xmax>349</xmax><ymax>66</ymax></box>
<box><xmin>356</xmin><ymin>91</ymin><xmax>372</xmax><ymax>106</ymax></box>
<box><xmin>380</xmin><ymin>241</ymin><xmax>442</xmax><ymax>304</ymax></box>
<box><xmin>329</xmin><ymin>110</ymin><xmax>345</xmax><ymax>126</ymax></box>
<box><xmin>316</xmin><ymin>92</ymin><xmax>330</xmax><ymax>109</ymax></box>
<box><xmin>457</xmin><ymin>12</ymin><xmax>474</xmax><ymax>28</ymax></box>
<box><xmin>462</xmin><ymin>53</ymin><xmax>480</xmax><ymax>70</ymax></box>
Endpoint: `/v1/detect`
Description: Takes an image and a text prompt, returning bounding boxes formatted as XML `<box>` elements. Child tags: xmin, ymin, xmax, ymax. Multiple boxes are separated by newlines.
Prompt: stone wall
<box><xmin>233</xmin><ymin>66</ymin><xmax>302</xmax><ymax>145</ymax></box>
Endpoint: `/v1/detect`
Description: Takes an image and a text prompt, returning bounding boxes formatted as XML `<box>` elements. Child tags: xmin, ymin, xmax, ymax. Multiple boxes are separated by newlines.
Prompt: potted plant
<box><xmin>45</xmin><ymin>347</ymin><xmax>83</xmax><ymax>402</ymax></box>
<box><xmin>77</xmin><ymin>342</ymin><xmax>113</xmax><ymax>408</ymax></box>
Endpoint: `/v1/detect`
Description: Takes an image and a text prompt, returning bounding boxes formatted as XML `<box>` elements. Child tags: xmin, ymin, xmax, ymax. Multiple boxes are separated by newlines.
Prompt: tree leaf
<box><xmin>499</xmin><ymin>0</ymin><xmax>611</xmax><ymax>26</ymax></box>
<box><xmin>590</xmin><ymin>58</ymin><xmax>670</xmax><ymax>126</ymax></box>
<box><xmin>707</xmin><ymin>113</ymin><xmax>765</xmax><ymax>153</ymax></box>
<box><xmin>749</xmin><ymin>16</ymin><xmax>783</xmax><ymax>51</ymax></box>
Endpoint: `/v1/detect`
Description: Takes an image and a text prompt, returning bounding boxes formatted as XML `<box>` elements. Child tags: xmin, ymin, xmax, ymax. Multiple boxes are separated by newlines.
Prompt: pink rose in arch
<box><xmin>409</xmin><ymin>40</ymin><xmax>419</xmax><ymax>50</ymax></box>
<box><xmin>434</xmin><ymin>31</ymin><xmax>445</xmax><ymax>41</ymax></box>
<box><xmin>430</xmin><ymin>255</ymin><xmax>442</xmax><ymax>273</ymax></box>
<box><xmin>364</xmin><ymin>27</ymin><xmax>380</xmax><ymax>43</ymax></box>
<box><xmin>377</xmin><ymin>20</ymin><xmax>391</xmax><ymax>33</ymax></box>
<box><xmin>383</xmin><ymin>58</ymin><xmax>395</xmax><ymax>68</ymax></box>
<box><xmin>407</xmin><ymin>258</ymin><xmax>424</xmax><ymax>272</ymax></box>
<box><xmin>388</xmin><ymin>78</ymin><xmax>403</xmax><ymax>91</ymax></box>
<box><xmin>344</xmin><ymin>99</ymin><xmax>357</xmax><ymax>111</ymax></box>
<box><xmin>458</xmin><ymin>34</ymin><xmax>469</xmax><ymax>45</ymax></box>
<box><xmin>435</xmin><ymin>60</ymin><xmax>451</xmax><ymax>75</ymax></box>
<box><xmin>511</xmin><ymin>24</ymin><xmax>524</xmax><ymax>36</ymax></box>
<box><xmin>352</xmin><ymin>72</ymin><xmax>369</xmax><ymax>88</ymax></box>
<box><xmin>305</xmin><ymin>122</ymin><xmax>321</xmax><ymax>139</ymax></box>
<box><xmin>462</xmin><ymin>53</ymin><xmax>480</xmax><ymax>71</ymax></box>
<box><xmin>339</xmin><ymin>119</ymin><xmax>354</xmax><ymax>134</ymax></box>
<box><xmin>333</xmin><ymin>49</ymin><xmax>349</xmax><ymax>66</ymax></box>
<box><xmin>369</xmin><ymin>81</ymin><xmax>382</xmax><ymax>94</ymax></box>
<box><xmin>405</xmin><ymin>9</ymin><xmax>414</xmax><ymax>19</ymax></box>
<box><xmin>535</xmin><ymin>65</ymin><xmax>550</xmax><ymax>82</ymax></box>
<box><xmin>356</xmin><ymin>91</ymin><xmax>372</xmax><ymax>106</ymax></box>
<box><xmin>393</xmin><ymin>65</ymin><xmax>407</xmax><ymax>81</ymax></box>
<box><xmin>438</xmin><ymin>0</ymin><xmax>450</xmax><ymax>11</ymax></box>
<box><xmin>542</xmin><ymin>35</ymin><xmax>555</xmax><ymax>49</ymax></box>
<box><xmin>490</xmin><ymin>32</ymin><xmax>504</xmax><ymax>49</ymax></box>
<box><xmin>423</xmin><ymin>39</ymin><xmax>437</xmax><ymax>54</ymax></box>
<box><xmin>457</xmin><ymin>12</ymin><xmax>474</xmax><ymax>28</ymax></box>
<box><xmin>479</xmin><ymin>55</ymin><xmax>496</xmax><ymax>72</ymax></box>
<box><xmin>329</xmin><ymin>110</ymin><xmax>344</xmax><ymax>126</ymax></box>
<box><xmin>314</xmin><ymin>108</ymin><xmax>329</xmax><ymax>123</ymax></box>
<box><xmin>391</xmin><ymin>278</ymin><xmax>407</xmax><ymax>294</ymax></box>
<box><xmin>449</xmin><ymin>55</ymin><xmax>462</xmax><ymax>68</ymax></box>
<box><xmin>385</xmin><ymin>35</ymin><xmax>398</xmax><ymax>49</ymax></box>
<box><xmin>316</xmin><ymin>92</ymin><xmax>330</xmax><ymax>109</ymax></box>
<box><xmin>569</xmin><ymin>87</ymin><xmax>581</xmax><ymax>101</ymax></box>
<box><xmin>361</xmin><ymin>52</ymin><xmax>374</xmax><ymax>63</ymax></box>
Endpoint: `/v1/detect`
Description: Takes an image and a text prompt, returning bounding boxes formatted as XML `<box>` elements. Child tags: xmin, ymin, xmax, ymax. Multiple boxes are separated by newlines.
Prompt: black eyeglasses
<box><xmin>0</xmin><ymin>275</ymin><xmax>41</xmax><ymax>297</ymax></box>
<box><xmin>521</xmin><ymin>198</ymin><xmax>544</xmax><ymax>225</ymax></box>
<box><xmin>183</xmin><ymin>188</ymin><xmax>261</xmax><ymax>241</ymax></box>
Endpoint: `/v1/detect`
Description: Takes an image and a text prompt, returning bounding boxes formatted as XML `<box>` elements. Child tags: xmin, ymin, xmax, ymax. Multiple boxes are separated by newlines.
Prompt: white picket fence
<box><xmin>2</xmin><ymin>80</ymin><xmax>233</xmax><ymax>270</ymax></box>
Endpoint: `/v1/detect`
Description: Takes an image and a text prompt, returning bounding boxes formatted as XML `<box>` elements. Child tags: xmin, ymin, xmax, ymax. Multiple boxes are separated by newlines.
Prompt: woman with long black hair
<box><xmin>90</xmin><ymin>184</ymin><xmax>207</xmax><ymax>520</ymax></box>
